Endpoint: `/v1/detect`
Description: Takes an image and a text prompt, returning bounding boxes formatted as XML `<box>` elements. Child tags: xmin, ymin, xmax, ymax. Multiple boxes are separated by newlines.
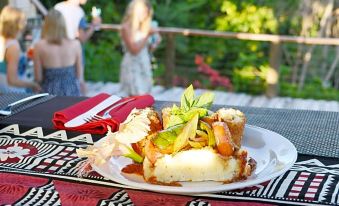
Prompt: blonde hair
<box><xmin>42</xmin><ymin>9</ymin><xmax>67</xmax><ymax>44</ymax></box>
<box><xmin>0</xmin><ymin>6</ymin><xmax>26</xmax><ymax>39</ymax></box>
<box><xmin>122</xmin><ymin>0</ymin><xmax>153</xmax><ymax>34</ymax></box>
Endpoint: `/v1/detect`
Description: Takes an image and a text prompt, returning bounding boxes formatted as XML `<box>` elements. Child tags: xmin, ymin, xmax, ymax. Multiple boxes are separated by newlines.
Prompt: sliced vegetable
<box><xmin>196</xmin><ymin>129</ymin><xmax>208</xmax><ymax>140</ymax></box>
<box><xmin>145</xmin><ymin>138</ymin><xmax>162</xmax><ymax>164</ymax></box>
<box><xmin>188</xmin><ymin>140</ymin><xmax>204</xmax><ymax>149</ymax></box>
<box><xmin>212</xmin><ymin>122</ymin><xmax>235</xmax><ymax>156</ymax></box>
<box><xmin>152</xmin><ymin>124</ymin><xmax>185</xmax><ymax>149</ymax></box>
<box><xmin>200</xmin><ymin>120</ymin><xmax>216</xmax><ymax>147</ymax></box>
<box><xmin>201</xmin><ymin>116</ymin><xmax>216</xmax><ymax>127</ymax></box>
<box><xmin>153</xmin><ymin>136</ymin><xmax>171</xmax><ymax>150</ymax></box>
<box><xmin>173</xmin><ymin>114</ymin><xmax>199</xmax><ymax>153</ymax></box>
<box><xmin>122</xmin><ymin>145</ymin><xmax>143</xmax><ymax>163</ymax></box>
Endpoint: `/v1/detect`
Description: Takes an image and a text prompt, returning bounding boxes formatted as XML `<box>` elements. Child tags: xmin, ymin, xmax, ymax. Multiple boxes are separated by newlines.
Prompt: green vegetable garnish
<box><xmin>153</xmin><ymin>124</ymin><xmax>185</xmax><ymax>149</ymax></box>
<box><xmin>155</xmin><ymin>85</ymin><xmax>216</xmax><ymax>153</ymax></box>
<box><xmin>196</xmin><ymin>129</ymin><xmax>208</xmax><ymax>140</ymax></box>
<box><xmin>122</xmin><ymin>145</ymin><xmax>143</xmax><ymax>163</ymax></box>
<box><xmin>173</xmin><ymin>113</ymin><xmax>199</xmax><ymax>153</ymax></box>
<box><xmin>167</xmin><ymin>85</ymin><xmax>214</xmax><ymax>128</ymax></box>
<box><xmin>181</xmin><ymin>85</ymin><xmax>214</xmax><ymax>111</ymax></box>
<box><xmin>188</xmin><ymin>140</ymin><xmax>204</xmax><ymax>148</ymax></box>
<box><xmin>200</xmin><ymin>120</ymin><xmax>216</xmax><ymax>147</ymax></box>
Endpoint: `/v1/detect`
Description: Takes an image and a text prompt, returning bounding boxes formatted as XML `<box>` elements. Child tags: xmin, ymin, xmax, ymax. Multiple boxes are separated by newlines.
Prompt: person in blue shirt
<box><xmin>0</xmin><ymin>6</ymin><xmax>40</xmax><ymax>93</ymax></box>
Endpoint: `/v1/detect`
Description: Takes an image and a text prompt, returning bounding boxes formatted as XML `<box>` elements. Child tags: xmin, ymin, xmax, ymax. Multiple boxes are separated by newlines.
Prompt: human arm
<box><xmin>78</xmin><ymin>17</ymin><xmax>101</xmax><ymax>43</ymax></box>
<box><xmin>121</xmin><ymin>24</ymin><xmax>151</xmax><ymax>55</ymax></box>
<box><xmin>33</xmin><ymin>43</ymin><xmax>42</xmax><ymax>83</ymax></box>
<box><xmin>6</xmin><ymin>43</ymin><xmax>40</xmax><ymax>92</ymax></box>
<box><xmin>74</xmin><ymin>40</ymin><xmax>86</xmax><ymax>95</ymax></box>
<box><xmin>149</xmin><ymin>32</ymin><xmax>162</xmax><ymax>52</ymax></box>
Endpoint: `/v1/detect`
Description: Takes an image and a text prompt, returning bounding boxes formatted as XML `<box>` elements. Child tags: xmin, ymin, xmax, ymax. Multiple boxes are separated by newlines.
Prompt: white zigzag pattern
<box><xmin>14</xmin><ymin>187</ymin><xmax>61</xmax><ymax>206</ymax></box>
<box><xmin>318</xmin><ymin>175</ymin><xmax>334</xmax><ymax>202</ymax></box>
<box><xmin>0</xmin><ymin>135</ymin><xmax>85</xmax><ymax>147</ymax></box>
<box><xmin>331</xmin><ymin>179</ymin><xmax>339</xmax><ymax>204</ymax></box>
<box><xmin>99</xmin><ymin>190</ymin><xmax>134</xmax><ymax>206</ymax></box>
<box><xmin>188</xmin><ymin>199</ymin><xmax>211</xmax><ymax>206</ymax></box>
<box><xmin>295</xmin><ymin>159</ymin><xmax>325</xmax><ymax>166</ymax></box>
<box><xmin>291</xmin><ymin>165</ymin><xmax>339</xmax><ymax>175</ymax></box>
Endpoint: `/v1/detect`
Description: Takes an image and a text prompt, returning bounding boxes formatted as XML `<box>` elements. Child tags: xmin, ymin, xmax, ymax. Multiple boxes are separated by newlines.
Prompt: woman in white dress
<box><xmin>120</xmin><ymin>0</ymin><xmax>159</xmax><ymax>96</ymax></box>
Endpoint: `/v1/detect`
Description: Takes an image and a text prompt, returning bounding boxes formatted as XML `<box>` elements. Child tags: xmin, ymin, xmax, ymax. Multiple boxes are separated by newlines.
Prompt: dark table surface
<box><xmin>2</xmin><ymin>95</ymin><xmax>338</xmax><ymax>158</ymax></box>
<box><xmin>0</xmin><ymin>94</ymin><xmax>338</xmax><ymax>205</ymax></box>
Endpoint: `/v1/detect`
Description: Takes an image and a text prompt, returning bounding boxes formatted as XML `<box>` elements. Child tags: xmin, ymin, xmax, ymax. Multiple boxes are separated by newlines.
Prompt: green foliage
<box><xmin>37</xmin><ymin>0</ymin><xmax>338</xmax><ymax>100</ymax></box>
<box><xmin>280</xmin><ymin>82</ymin><xmax>339</xmax><ymax>101</ymax></box>
<box><xmin>233</xmin><ymin>65</ymin><xmax>269</xmax><ymax>94</ymax></box>
<box><xmin>84</xmin><ymin>32</ymin><xmax>122</xmax><ymax>82</ymax></box>
<box><xmin>215</xmin><ymin>1</ymin><xmax>278</xmax><ymax>34</ymax></box>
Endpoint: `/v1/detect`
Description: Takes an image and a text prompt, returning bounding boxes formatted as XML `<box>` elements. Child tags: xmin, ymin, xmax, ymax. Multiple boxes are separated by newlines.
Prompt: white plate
<box><xmin>91</xmin><ymin>125</ymin><xmax>297</xmax><ymax>194</ymax></box>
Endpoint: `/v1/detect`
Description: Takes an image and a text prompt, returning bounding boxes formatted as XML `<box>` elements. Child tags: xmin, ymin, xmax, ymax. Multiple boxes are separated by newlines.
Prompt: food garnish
<box><xmin>77</xmin><ymin>85</ymin><xmax>255</xmax><ymax>185</ymax></box>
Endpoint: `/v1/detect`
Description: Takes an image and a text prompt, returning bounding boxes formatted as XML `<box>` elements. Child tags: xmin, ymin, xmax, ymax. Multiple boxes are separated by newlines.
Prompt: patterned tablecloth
<box><xmin>0</xmin><ymin>95</ymin><xmax>338</xmax><ymax>206</ymax></box>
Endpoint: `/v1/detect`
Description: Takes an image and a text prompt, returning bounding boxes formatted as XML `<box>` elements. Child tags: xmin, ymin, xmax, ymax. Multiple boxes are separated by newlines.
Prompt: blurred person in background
<box><xmin>55</xmin><ymin>0</ymin><xmax>101</xmax><ymax>43</ymax></box>
<box><xmin>33</xmin><ymin>9</ymin><xmax>83</xmax><ymax>96</ymax></box>
<box><xmin>120</xmin><ymin>0</ymin><xmax>161</xmax><ymax>96</ymax></box>
<box><xmin>55</xmin><ymin>0</ymin><xmax>102</xmax><ymax>95</ymax></box>
<box><xmin>0</xmin><ymin>6</ymin><xmax>40</xmax><ymax>93</ymax></box>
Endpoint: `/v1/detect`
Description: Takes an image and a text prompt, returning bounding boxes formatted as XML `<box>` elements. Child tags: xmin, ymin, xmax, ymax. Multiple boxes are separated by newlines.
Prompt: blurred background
<box><xmin>3</xmin><ymin>0</ymin><xmax>339</xmax><ymax>100</ymax></box>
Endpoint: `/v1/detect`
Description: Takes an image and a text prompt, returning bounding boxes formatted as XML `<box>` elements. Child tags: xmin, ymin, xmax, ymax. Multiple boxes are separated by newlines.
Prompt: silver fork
<box><xmin>84</xmin><ymin>97</ymin><xmax>136</xmax><ymax>123</ymax></box>
<box><xmin>0</xmin><ymin>93</ymin><xmax>49</xmax><ymax>116</ymax></box>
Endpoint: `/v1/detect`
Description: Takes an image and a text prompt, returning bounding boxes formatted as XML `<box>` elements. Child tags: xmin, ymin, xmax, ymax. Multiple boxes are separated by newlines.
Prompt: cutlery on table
<box><xmin>84</xmin><ymin>97</ymin><xmax>136</xmax><ymax>123</ymax></box>
<box><xmin>64</xmin><ymin>95</ymin><xmax>121</xmax><ymax>128</ymax></box>
<box><xmin>0</xmin><ymin>93</ymin><xmax>49</xmax><ymax>116</ymax></box>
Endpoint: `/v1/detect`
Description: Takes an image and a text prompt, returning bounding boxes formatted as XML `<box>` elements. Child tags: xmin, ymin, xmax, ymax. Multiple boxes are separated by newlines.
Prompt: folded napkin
<box><xmin>53</xmin><ymin>93</ymin><xmax>154</xmax><ymax>134</ymax></box>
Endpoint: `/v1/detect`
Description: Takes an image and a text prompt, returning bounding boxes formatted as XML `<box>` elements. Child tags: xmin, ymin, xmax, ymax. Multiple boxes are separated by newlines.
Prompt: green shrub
<box><xmin>232</xmin><ymin>65</ymin><xmax>269</xmax><ymax>94</ymax></box>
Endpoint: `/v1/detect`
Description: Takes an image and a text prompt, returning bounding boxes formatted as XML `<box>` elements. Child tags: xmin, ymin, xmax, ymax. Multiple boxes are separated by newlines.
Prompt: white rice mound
<box><xmin>143</xmin><ymin>147</ymin><xmax>247</xmax><ymax>183</ymax></box>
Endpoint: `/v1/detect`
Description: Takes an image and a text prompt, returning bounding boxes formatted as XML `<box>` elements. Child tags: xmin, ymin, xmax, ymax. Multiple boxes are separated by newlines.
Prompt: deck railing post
<box><xmin>266</xmin><ymin>41</ymin><xmax>282</xmax><ymax>97</ymax></box>
<box><xmin>164</xmin><ymin>33</ymin><xmax>176</xmax><ymax>87</ymax></box>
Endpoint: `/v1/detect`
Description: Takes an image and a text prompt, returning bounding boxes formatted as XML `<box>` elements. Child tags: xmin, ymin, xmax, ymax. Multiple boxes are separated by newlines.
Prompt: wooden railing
<box><xmin>29</xmin><ymin>0</ymin><xmax>339</xmax><ymax>97</ymax></box>
<box><xmin>101</xmin><ymin>24</ymin><xmax>339</xmax><ymax>97</ymax></box>
<box><xmin>101</xmin><ymin>24</ymin><xmax>339</xmax><ymax>45</ymax></box>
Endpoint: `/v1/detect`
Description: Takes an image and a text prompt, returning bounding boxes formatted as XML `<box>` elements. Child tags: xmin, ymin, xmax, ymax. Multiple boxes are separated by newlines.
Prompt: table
<box><xmin>0</xmin><ymin>94</ymin><xmax>338</xmax><ymax>205</ymax></box>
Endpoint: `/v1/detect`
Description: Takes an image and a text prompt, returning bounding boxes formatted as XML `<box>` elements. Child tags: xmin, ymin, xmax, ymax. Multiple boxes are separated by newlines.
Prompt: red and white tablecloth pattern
<box><xmin>0</xmin><ymin>125</ymin><xmax>338</xmax><ymax>206</ymax></box>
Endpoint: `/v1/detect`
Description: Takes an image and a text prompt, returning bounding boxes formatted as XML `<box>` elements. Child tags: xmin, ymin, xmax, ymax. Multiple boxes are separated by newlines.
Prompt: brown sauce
<box><xmin>148</xmin><ymin>176</ymin><xmax>182</xmax><ymax>187</ymax></box>
<box><xmin>121</xmin><ymin>164</ymin><xmax>182</xmax><ymax>187</ymax></box>
<box><xmin>121</xmin><ymin>163</ymin><xmax>144</xmax><ymax>176</ymax></box>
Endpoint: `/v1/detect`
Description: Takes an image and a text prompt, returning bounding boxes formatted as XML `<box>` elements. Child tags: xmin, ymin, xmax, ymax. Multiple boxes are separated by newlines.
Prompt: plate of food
<box><xmin>77</xmin><ymin>85</ymin><xmax>297</xmax><ymax>194</ymax></box>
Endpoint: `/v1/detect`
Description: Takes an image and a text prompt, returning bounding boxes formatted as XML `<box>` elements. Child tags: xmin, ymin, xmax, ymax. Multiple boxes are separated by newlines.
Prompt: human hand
<box><xmin>149</xmin><ymin>33</ymin><xmax>161</xmax><ymax>51</ymax></box>
<box><xmin>155</xmin><ymin>33</ymin><xmax>162</xmax><ymax>45</ymax></box>
<box><xmin>149</xmin><ymin>28</ymin><xmax>159</xmax><ymax>36</ymax></box>
<box><xmin>80</xmin><ymin>81</ymin><xmax>87</xmax><ymax>96</ymax></box>
<box><xmin>91</xmin><ymin>16</ymin><xmax>102</xmax><ymax>27</ymax></box>
<box><xmin>32</xmin><ymin>82</ymin><xmax>42</xmax><ymax>93</ymax></box>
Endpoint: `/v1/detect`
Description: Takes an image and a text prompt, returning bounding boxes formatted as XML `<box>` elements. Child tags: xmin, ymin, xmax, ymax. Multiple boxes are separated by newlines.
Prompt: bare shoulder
<box><xmin>69</xmin><ymin>39</ymin><xmax>81</xmax><ymax>46</ymax></box>
<box><xmin>34</xmin><ymin>40</ymin><xmax>46</xmax><ymax>50</ymax></box>
<box><xmin>121</xmin><ymin>23</ymin><xmax>131</xmax><ymax>34</ymax></box>
<box><xmin>6</xmin><ymin>39</ymin><xmax>20</xmax><ymax>49</ymax></box>
<box><xmin>5</xmin><ymin>39</ymin><xmax>20</xmax><ymax>53</ymax></box>
<box><xmin>64</xmin><ymin>39</ymin><xmax>81</xmax><ymax>49</ymax></box>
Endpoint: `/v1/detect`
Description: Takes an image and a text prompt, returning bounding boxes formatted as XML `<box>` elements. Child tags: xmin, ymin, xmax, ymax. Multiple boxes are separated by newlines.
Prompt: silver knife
<box><xmin>64</xmin><ymin>95</ymin><xmax>121</xmax><ymax>128</ymax></box>
<box><xmin>0</xmin><ymin>93</ymin><xmax>49</xmax><ymax>116</ymax></box>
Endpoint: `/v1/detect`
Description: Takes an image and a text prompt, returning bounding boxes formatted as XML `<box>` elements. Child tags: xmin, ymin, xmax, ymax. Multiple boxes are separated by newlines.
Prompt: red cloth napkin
<box><xmin>53</xmin><ymin>93</ymin><xmax>155</xmax><ymax>134</ymax></box>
